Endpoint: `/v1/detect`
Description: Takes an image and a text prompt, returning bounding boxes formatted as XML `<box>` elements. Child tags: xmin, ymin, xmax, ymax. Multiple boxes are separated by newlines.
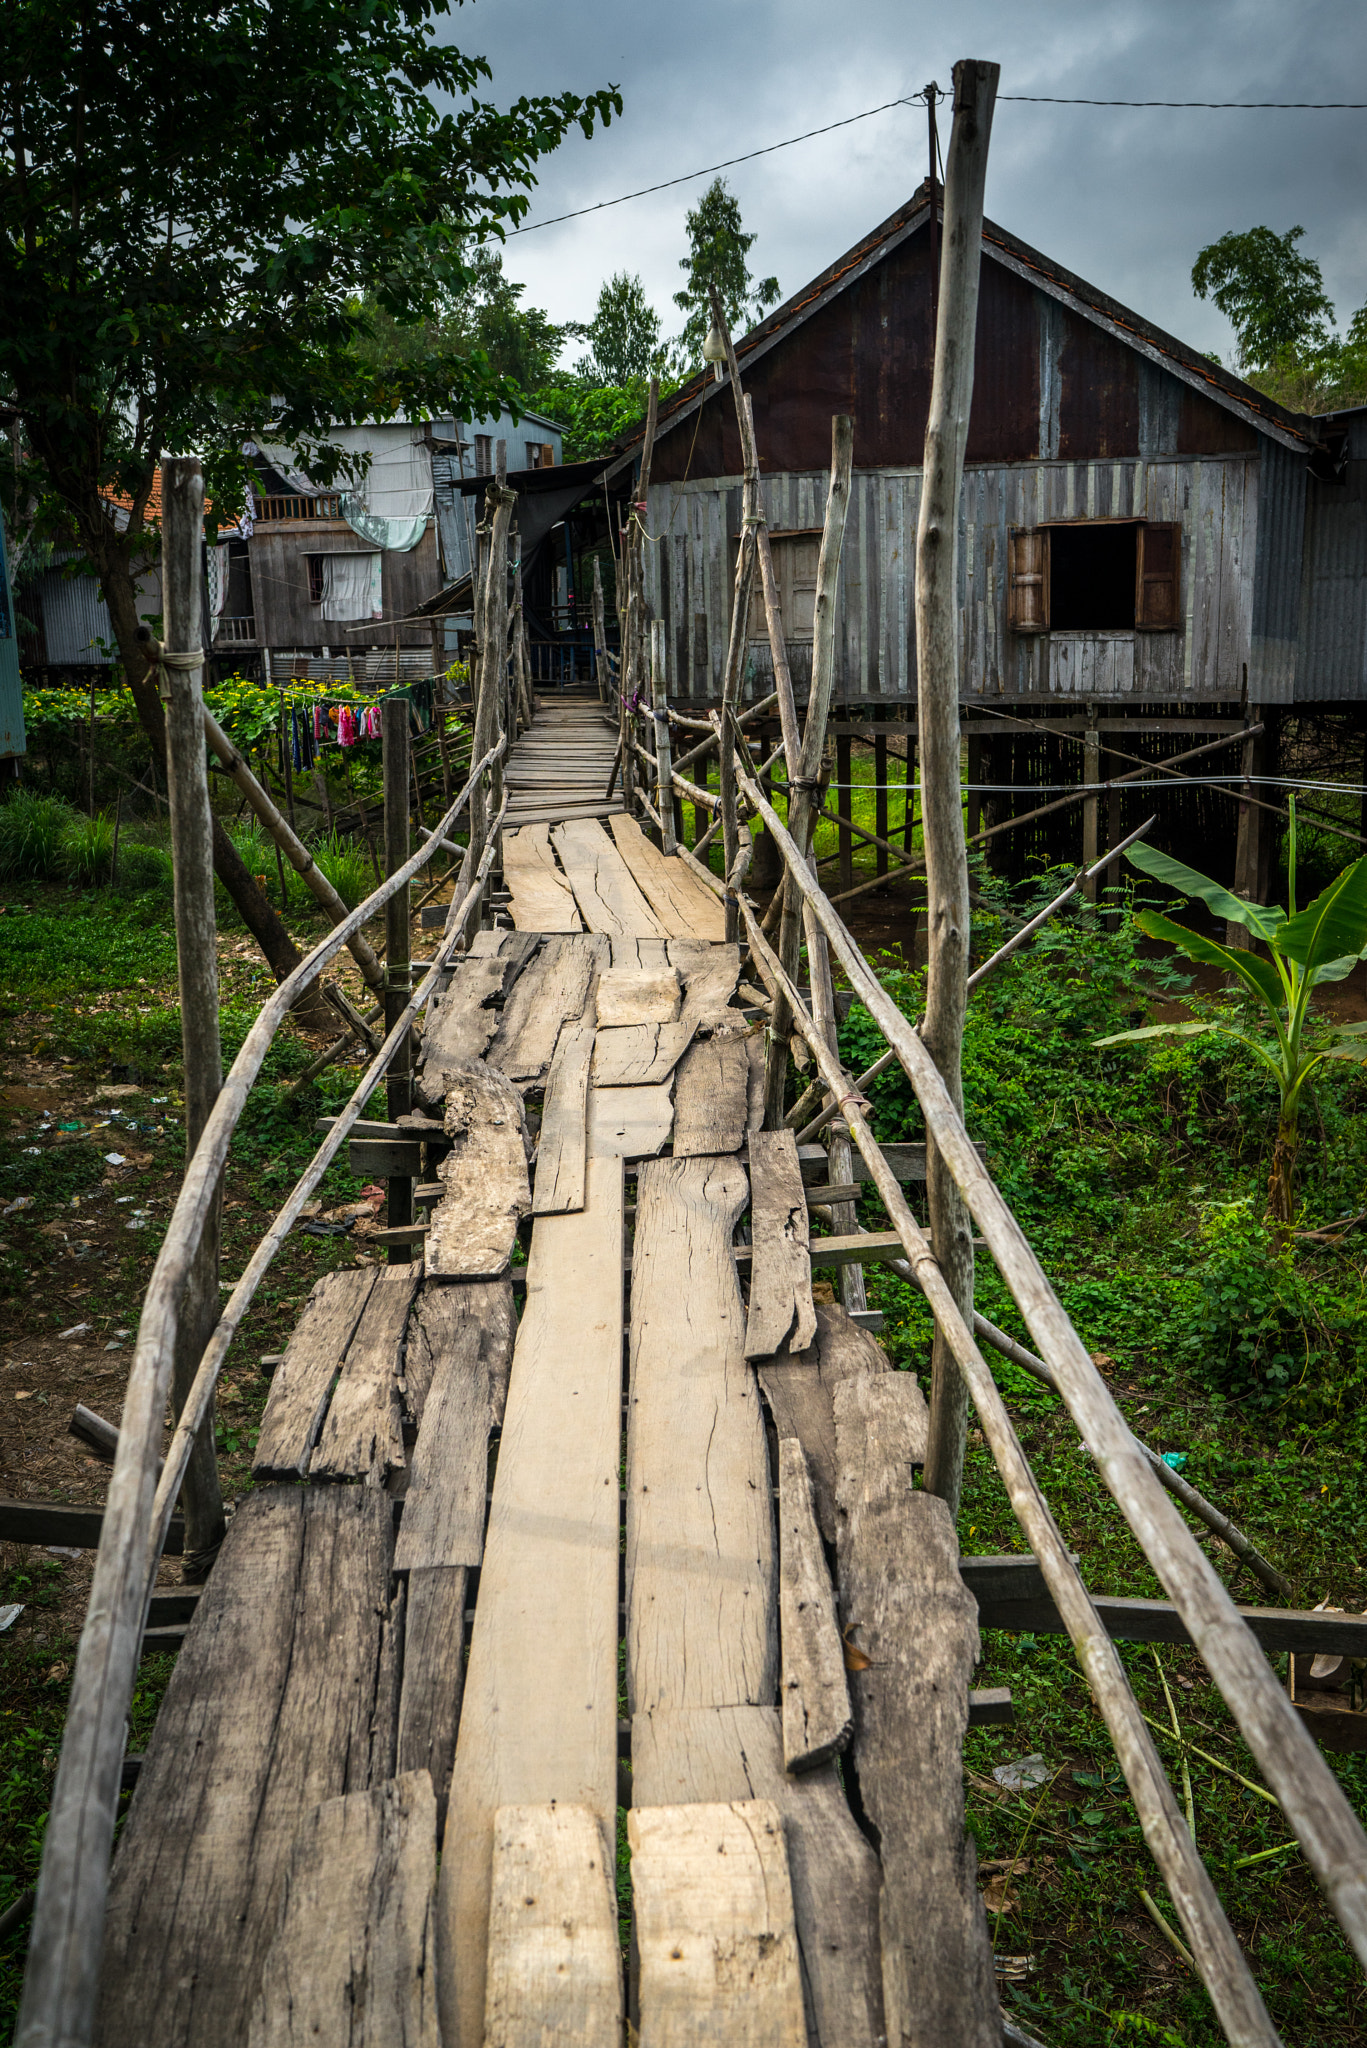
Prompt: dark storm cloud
<box><xmin>442</xmin><ymin>0</ymin><xmax>1367</xmax><ymax>362</ymax></box>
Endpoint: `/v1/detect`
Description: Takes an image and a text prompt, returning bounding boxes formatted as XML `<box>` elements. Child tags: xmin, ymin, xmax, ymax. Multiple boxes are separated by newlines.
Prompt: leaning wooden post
<box><xmin>382</xmin><ymin>696</ymin><xmax>414</xmax><ymax>1261</ymax></box>
<box><xmin>918</xmin><ymin>57</ymin><xmax>999</xmax><ymax>1517</ymax></box>
<box><xmin>161</xmin><ymin>459</ymin><xmax>227</xmax><ymax>1577</ymax></box>
<box><xmin>592</xmin><ymin>556</ymin><xmax>610</xmax><ymax>704</ymax></box>
<box><xmin>761</xmin><ymin>415</ymin><xmax>855</xmax><ymax>1128</ymax></box>
<box><xmin>650</xmin><ymin>618</ymin><xmax>677</xmax><ymax>854</ymax></box>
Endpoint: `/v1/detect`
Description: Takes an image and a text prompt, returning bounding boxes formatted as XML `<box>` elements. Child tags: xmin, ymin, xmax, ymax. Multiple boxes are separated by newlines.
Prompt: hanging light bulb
<box><xmin>702</xmin><ymin>320</ymin><xmax>727</xmax><ymax>382</ymax></box>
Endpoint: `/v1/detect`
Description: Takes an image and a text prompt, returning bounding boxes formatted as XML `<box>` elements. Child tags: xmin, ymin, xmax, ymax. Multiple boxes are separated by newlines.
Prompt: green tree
<box><xmin>673</xmin><ymin>178</ymin><xmax>780</xmax><ymax>370</ymax></box>
<box><xmin>1192</xmin><ymin>226</ymin><xmax>1335</xmax><ymax>372</ymax></box>
<box><xmin>353</xmin><ymin>249</ymin><xmax>581</xmax><ymax>395</ymax></box>
<box><xmin>579</xmin><ymin>272</ymin><xmax>665</xmax><ymax>385</ymax></box>
<box><xmin>0</xmin><ymin>0</ymin><xmax>617</xmax><ymax>967</ymax></box>
<box><xmin>1095</xmin><ymin>817</ymin><xmax>1367</xmax><ymax>1232</ymax></box>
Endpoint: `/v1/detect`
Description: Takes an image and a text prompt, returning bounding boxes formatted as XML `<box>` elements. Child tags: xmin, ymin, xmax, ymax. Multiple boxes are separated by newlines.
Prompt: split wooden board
<box><xmin>744</xmin><ymin>1129</ymin><xmax>817</xmax><ymax>1360</ymax></box>
<box><xmin>588</xmin><ymin>1082</ymin><xmax>674</xmax><ymax>1160</ymax></box>
<box><xmin>425</xmin><ymin>1064</ymin><xmax>529</xmax><ymax>1278</ymax></box>
<box><xmin>437</xmin><ymin>1150</ymin><xmax>624</xmax><ymax>2048</ymax></box>
<box><xmin>627</xmin><ymin>1156</ymin><xmax>775</xmax><ymax>1715</ymax></box>
<box><xmin>248</xmin><ymin>1771</ymin><xmax>440</xmax><ymax>2048</ymax></box>
<box><xmin>502</xmin><ymin>822</ymin><xmax>582</xmax><ymax>932</ymax></box>
<box><xmin>591</xmin><ymin>1021</ymin><xmax>694</xmax><ymax>1087</ymax></box>
<box><xmin>551</xmin><ymin>818</ymin><xmax>667</xmax><ymax>940</ymax></box>
<box><xmin>778</xmin><ymin>1436</ymin><xmax>851</xmax><ymax>1772</ymax></box>
<box><xmin>833</xmin><ymin>1374</ymin><xmax>998</xmax><ymax>2047</ymax></box>
<box><xmin>394</xmin><ymin>1280</ymin><xmax>515</xmax><ymax>1572</ymax></box>
<box><xmin>756</xmin><ymin>1305</ymin><xmax>891</xmax><ymax>1545</ymax></box>
<box><xmin>96</xmin><ymin>1486</ymin><xmax>396</xmax><ymax>2048</ymax></box>
<box><xmin>671</xmin><ymin>1033</ymin><xmax>753</xmax><ymax>1157</ymax></box>
<box><xmin>488</xmin><ymin>932</ymin><xmax>608</xmax><ymax>1086</ymax></box>
<box><xmin>595</xmin><ymin>964</ymin><xmax>681</xmax><ymax>1026</ymax></box>
<box><xmin>253</xmin><ymin>1268</ymin><xmax>417</xmax><ymax>1483</ymax></box>
<box><xmin>531</xmin><ymin>1017</ymin><xmax>595</xmax><ymax>1215</ymax></box>
<box><xmin>630</xmin><ymin>1705</ymin><xmax>884</xmax><ymax>2048</ymax></box>
<box><xmin>418</xmin><ymin>931</ymin><xmax>539</xmax><ymax>1108</ymax></box>
<box><xmin>629</xmin><ymin>1800</ymin><xmax>806</xmax><ymax>2046</ymax></box>
<box><xmin>483</xmin><ymin>1805</ymin><xmax>622</xmax><ymax>2043</ymax></box>
<box><xmin>607</xmin><ymin>813</ymin><xmax>727</xmax><ymax>942</ymax></box>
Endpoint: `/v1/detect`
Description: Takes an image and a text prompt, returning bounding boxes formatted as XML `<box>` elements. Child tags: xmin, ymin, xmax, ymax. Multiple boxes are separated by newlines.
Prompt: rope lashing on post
<box><xmin>139</xmin><ymin>635</ymin><xmax>204</xmax><ymax>702</ymax></box>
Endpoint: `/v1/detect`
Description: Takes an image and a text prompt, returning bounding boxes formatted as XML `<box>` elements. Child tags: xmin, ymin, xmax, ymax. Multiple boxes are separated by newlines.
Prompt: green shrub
<box><xmin>0</xmin><ymin>789</ymin><xmax>72</xmax><ymax>879</ymax></box>
<box><xmin>113</xmin><ymin>837</ymin><xmax>175</xmax><ymax>898</ymax></box>
<box><xmin>227</xmin><ymin>818</ymin><xmax>274</xmax><ymax>880</ymax></box>
<box><xmin>59</xmin><ymin>809</ymin><xmax>117</xmax><ymax>885</ymax></box>
<box><xmin>311</xmin><ymin>829</ymin><xmax>373</xmax><ymax>909</ymax></box>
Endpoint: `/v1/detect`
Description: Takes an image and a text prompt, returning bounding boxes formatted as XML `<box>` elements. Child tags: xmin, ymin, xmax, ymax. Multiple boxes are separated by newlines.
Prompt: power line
<box><xmin>511</xmin><ymin>90</ymin><xmax>1367</xmax><ymax>236</ymax></box>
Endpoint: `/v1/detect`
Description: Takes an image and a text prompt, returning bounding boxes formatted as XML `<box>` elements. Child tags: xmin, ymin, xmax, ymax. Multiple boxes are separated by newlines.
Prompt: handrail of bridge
<box><xmin>17</xmin><ymin>729</ymin><xmax>508</xmax><ymax>2048</ymax></box>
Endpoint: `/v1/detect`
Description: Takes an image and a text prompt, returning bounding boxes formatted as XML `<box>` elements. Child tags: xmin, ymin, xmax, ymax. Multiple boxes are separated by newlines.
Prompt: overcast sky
<box><xmin>443</xmin><ymin>0</ymin><xmax>1367</xmax><ymax>367</ymax></box>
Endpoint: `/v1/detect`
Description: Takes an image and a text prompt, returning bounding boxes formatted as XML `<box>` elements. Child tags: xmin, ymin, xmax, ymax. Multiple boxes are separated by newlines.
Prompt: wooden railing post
<box><xmin>592</xmin><ymin>555</ymin><xmax>610</xmax><ymax>705</ymax></box>
<box><xmin>161</xmin><ymin>459</ymin><xmax>227</xmax><ymax>1578</ymax></box>
<box><xmin>918</xmin><ymin>58</ymin><xmax>998</xmax><ymax>1517</ymax></box>
<box><xmin>650</xmin><ymin>618</ymin><xmax>676</xmax><ymax>854</ymax></box>
<box><xmin>382</xmin><ymin>696</ymin><xmax>414</xmax><ymax>1260</ymax></box>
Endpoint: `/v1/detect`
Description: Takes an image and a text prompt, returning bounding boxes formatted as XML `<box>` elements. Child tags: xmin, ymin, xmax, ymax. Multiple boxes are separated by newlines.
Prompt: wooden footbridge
<box><xmin>18</xmin><ymin>68</ymin><xmax>1367</xmax><ymax>2048</ymax></box>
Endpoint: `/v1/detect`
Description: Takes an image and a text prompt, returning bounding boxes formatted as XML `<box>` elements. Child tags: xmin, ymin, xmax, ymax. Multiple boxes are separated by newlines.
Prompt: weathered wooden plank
<box><xmin>627</xmin><ymin>1156</ymin><xmax>774</xmax><ymax>1714</ymax></box>
<box><xmin>631</xmin><ymin>1705</ymin><xmax>883</xmax><ymax>2048</ymax></box>
<box><xmin>595</xmin><ymin>964</ymin><xmax>681</xmax><ymax>1026</ymax></box>
<box><xmin>252</xmin><ymin>1270</ymin><xmax>376</xmax><ymax>1481</ymax></box>
<box><xmin>629</xmin><ymin>1801</ymin><xmax>806</xmax><ymax>2046</ymax></box>
<box><xmin>757</xmin><ymin>1305</ymin><xmax>890</xmax><ymax>1544</ymax></box>
<box><xmin>311</xmin><ymin>1267</ymin><xmax>419</xmax><ymax>1485</ymax></box>
<box><xmin>96</xmin><ymin>1487</ymin><xmax>394</xmax><ymax>2048</ymax></box>
<box><xmin>607</xmin><ymin>812</ymin><xmax>727</xmax><ymax>941</ymax></box>
<box><xmin>744</xmin><ymin>1129</ymin><xmax>816</xmax><ymax>1360</ymax></box>
<box><xmin>532</xmin><ymin>1017</ymin><xmax>595</xmax><ymax>1215</ymax></box>
<box><xmin>551</xmin><ymin>818</ymin><xmax>667</xmax><ymax>940</ymax></box>
<box><xmin>395</xmin><ymin>1280</ymin><xmax>514</xmax><ymax>1571</ymax></box>
<box><xmin>610</xmin><ymin>936</ymin><xmax>670</xmax><ymax>971</ymax></box>
<box><xmin>248</xmin><ymin>1770</ymin><xmax>439</xmax><ymax>2048</ymax></box>
<box><xmin>591</xmin><ymin>1020</ymin><xmax>693</xmax><ymax>1086</ymax></box>
<box><xmin>397</xmin><ymin>1566</ymin><xmax>467</xmax><ymax>1835</ymax></box>
<box><xmin>417</xmin><ymin>932</ymin><xmax>539</xmax><ymax>1110</ymax></box>
<box><xmin>778</xmin><ymin>1437</ymin><xmax>850</xmax><ymax>1773</ymax></box>
<box><xmin>426</xmin><ymin>1065</ymin><xmax>530</xmax><ymax>1278</ymax></box>
<box><xmin>669</xmin><ymin>938</ymin><xmax>741</xmax><ymax>1031</ymax></box>
<box><xmin>671</xmin><ymin>1033</ymin><xmax>751</xmax><ymax>1157</ymax></box>
<box><xmin>483</xmin><ymin>1805</ymin><xmax>622</xmax><ymax>2044</ymax></box>
<box><xmin>437</xmin><ymin>1151</ymin><xmax>624</xmax><ymax>2048</ymax></box>
<box><xmin>488</xmin><ymin>933</ymin><xmax>608</xmax><ymax>1086</ymax></box>
<box><xmin>833</xmin><ymin>1375</ymin><xmax>996</xmax><ymax>2048</ymax></box>
<box><xmin>588</xmin><ymin>1082</ymin><xmax>674</xmax><ymax>1160</ymax></box>
<box><xmin>503</xmin><ymin>822</ymin><xmax>582</xmax><ymax>933</ymax></box>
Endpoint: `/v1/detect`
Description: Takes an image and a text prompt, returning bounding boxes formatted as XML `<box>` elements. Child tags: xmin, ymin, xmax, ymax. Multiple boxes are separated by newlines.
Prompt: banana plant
<box><xmin>1095</xmin><ymin>802</ymin><xmax>1367</xmax><ymax>1232</ymax></box>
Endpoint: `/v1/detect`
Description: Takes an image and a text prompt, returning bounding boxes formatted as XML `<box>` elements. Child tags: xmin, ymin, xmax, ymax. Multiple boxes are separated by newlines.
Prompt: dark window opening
<box><xmin>306</xmin><ymin>555</ymin><xmax>324</xmax><ymax>604</ymax></box>
<box><xmin>1049</xmin><ymin>522</ymin><xmax>1137</xmax><ymax>630</ymax></box>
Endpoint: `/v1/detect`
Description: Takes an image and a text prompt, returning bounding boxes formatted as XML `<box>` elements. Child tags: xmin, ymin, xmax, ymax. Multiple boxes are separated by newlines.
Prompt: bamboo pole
<box><xmin>918</xmin><ymin>58</ymin><xmax>998</xmax><ymax>1516</ymax></box>
<box><xmin>159</xmin><ymin>460</ymin><xmax>227</xmax><ymax>1582</ymax></box>
<box><xmin>592</xmin><ymin>555</ymin><xmax>610</xmax><ymax>705</ymax></box>
<box><xmin>762</xmin><ymin>415</ymin><xmax>854</xmax><ymax>1125</ymax></box>
<box><xmin>731</xmin><ymin>753</ymin><xmax>1367</xmax><ymax>1976</ymax></box>
<box><xmin>382</xmin><ymin>698</ymin><xmax>414</xmax><ymax>1259</ymax></box>
<box><xmin>649</xmin><ymin>618</ymin><xmax>676</xmax><ymax>854</ymax></box>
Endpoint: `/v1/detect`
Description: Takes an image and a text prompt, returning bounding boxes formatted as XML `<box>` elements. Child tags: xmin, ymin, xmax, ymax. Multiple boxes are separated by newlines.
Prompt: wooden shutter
<box><xmin>1136</xmin><ymin>522</ymin><xmax>1180</xmax><ymax>629</ymax></box>
<box><xmin>1007</xmin><ymin>528</ymin><xmax>1049</xmax><ymax>632</ymax></box>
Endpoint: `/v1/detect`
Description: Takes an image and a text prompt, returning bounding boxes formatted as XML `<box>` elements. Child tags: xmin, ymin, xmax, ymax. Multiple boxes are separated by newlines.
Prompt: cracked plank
<box><xmin>591</xmin><ymin>1021</ymin><xmax>693</xmax><ymax>1087</ymax></box>
<box><xmin>483</xmin><ymin>1805</ymin><xmax>622</xmax><ymax>2043</ymax></box>
<box><xmin>426</xmin><ymin>1065</ymin><xmax>530</xmax><ymax>1278</ymax></box>
<box><xmin>503</xmin><ymin>823</ymin><xmax>582</xmax><ymax>932</ymax></box>
<box><xmin>606</xmin><ymin>813</ymin><xmax>727</xmax><ymax>941</ymax></box>
<box><xmin>777</xmin><ymin>1437</ymin><xmax>851</xmax><ymax>1772</ymax></box>
<box><xmin>488</xmin><ymin>933</ymin><xmax>608</xmax><ymax>1087</ymax></box>
<box><xmin>744</xmin><ymin>1129</ymin><xmax>816</xmax><ymax>1360</ymax></box>
<box><xmin>672</xmin><ymin>1034</ymin><xmax>752</xmax><ymax>1157</ymax></box>
<box><xmin>551</xmin><ymin>818</ymin><xmax>667</xmax><ymax>940</ymax></box>
<box><xmin>756</xmin><ymin>1305</ymin><xmax>892</xmax><ymax>1545</ymax></box>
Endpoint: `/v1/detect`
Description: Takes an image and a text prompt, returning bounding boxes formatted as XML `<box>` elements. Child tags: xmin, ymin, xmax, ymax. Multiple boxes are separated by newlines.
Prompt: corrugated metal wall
<box><xmin>1297</xmin><ymin>413</ymin><xmax>1367</xmax><ymax>703</ymax></box>
<box><xmin>648</xmin><ymin>451</ymin><xmax>1262</xmax><ymax>705</ymax></box>
<box><xmin>35</xmin><ymin>565</ymin><xmax>117</xmax><ymax>665</ymax></box>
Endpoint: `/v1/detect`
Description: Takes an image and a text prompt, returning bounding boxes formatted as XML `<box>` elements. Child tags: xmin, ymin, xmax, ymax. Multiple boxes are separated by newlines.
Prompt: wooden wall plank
<box><xmin>248</xmin><ymin>1771</ymin><xmax>439</xmax><ymax>2048</ymax></box>
<box><xmin>437</xmin><ymin>1151</ymin><xmax>624</xmax><ymax>2048</ymax></box>
<box><xmin>483</xmin><ymin>1805</ymin><xmax>622</xmax><ymax>2044</ymax></box>
<box><xmin>532</xmin><ymin>1017</ymin><xmax>595</xmax><ymax>1215</ymax></box>
<box><xmin>426</xmin><ymin>1065</ymin><xmax>530</xmax><ymax>1278</ymax></box>
<box><xmin>96</xmin><ymin>1487</ymin><xmax>395</xmax><ymax>2048</ymax></box>
<box><xmin>744</xmin><ymin>1130</ymin><xmax>816</xmax><ymax>1360</ymax></box>
<box><xmin>833</xmin><ymin>1376</ymin><xmax>997</xmax><ymax>2047</ymax></box>
<box><xmin>627</xmin><ymin>1157</ymin><xmax>774</xmax><ymax>1714</ymax></box>
<box><xmin>252</xmin><ymin>1271</ymin><xmax>375</xmax><ymax>1481</ymax></box>
<box><xmin>395</xmin><ymin>1279</ymin><xmax>514</xmax><ymax>1572</ymax></box>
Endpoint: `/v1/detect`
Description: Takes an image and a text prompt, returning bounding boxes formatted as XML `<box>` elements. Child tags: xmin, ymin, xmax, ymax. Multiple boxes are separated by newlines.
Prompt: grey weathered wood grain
<box><xmin>503</xmin><ymin>823</ymin><xmax>582</xmax><ymax>933</ymax></box>
<box><xmin>669</xmin><ymin>938</ymin><xmax>741</xmax><ymax>1032</ymax></box>
<box><xmin>426</xmin><ymin>1065</ymin><xmax>530</xmax><ymax>1278</ymax></box>
<box><xmin>483</xmin><ymin>1805</ymin><xmax>622</xmax><ymax>2044</ymax></box>
<box><xmin>671</xmin><ymin>1033</ymin><xmax>752</xmax><ymax>1157</ymax></box>
<box><xmin>397</xmin><ymin>1567</ymin><xmax>467</xmax><ymax>1836</ymax></box>
<box><xmin>833</xmin><ymin>1374</ymin><xmax>997</xmax><ymax>2047</ymax></box>
<box><xmin>252</xmin><ymin>1269</ymin><xmax>376</xmax><ymax>1481</ymax></box>
<box><xmin>610</xmin><ymin>936</ymin><xmax>669</xmax><ymax>971</ymax></box>
<box><xmin>552</xmin><ymin>818</ymin><xmax>667</xmax><ymax>939</ymax></box>
<box><xmin>95</xmin><ymin>1486</ymin><xmax>395</xmax><ymax>2048</ymax></box>
<box><xmin>631</xmin><ymin>1704</ymin><xmax>883</xmax><ymax>2048</ymax></box>
<box><xmin>532</xmin><ymin>1017</ymin><xmax>595</xmax><ymax>1215</ymax></box>
<box><xmin>607</xmin><ymin>813</ymin><xmax>727</xmax><ymax>941</ymax></box>
<box><xmin>395</xmin><ymin>1280</ymin><xmax>514</xmax><ymax>1571</ymax></box>
<box><xmin>311</xmin><ymin>1267</ymin><xmax>419</xmax><ymax>1484</ymax></box>
<box><xmin>627</xmin><ymin>1156</ymin><xmax>774</xmax><ymax>1714</ymax></box>
<box><xmin>591</xmin><ymin>1020</ymin><xmax>693</xmax><ymax>1086</ymax></box>
<box><xmin>488</xmin><ymin>933</ymin><xmax>608</xmax><ymax>1085</ymax></box>
<box><xmin>418</xmin><ymin>932</ymin><xmax>539</xmax><ymax>1109</ymax></box>
<box><xmin>588</xmin><ymin>1082</ymin><xmax>674</xmax><ymax>1160</ymax></box>
<box><xmin>744</xmin><ymin>1129</ymin><xmax>816</xmax><ymax>1360</ymax></box>
<box><xmin>402</xmin><ymin>1278</ymin><xmax>514</xmax><ymax>1432</ymax></box>
<box><xmin>437</xmin><ymin>1151</ymin><xmax>624</xmax><ymax>2048</ymax></box>
<box><xmin>248</xmin><ymin>1770</ymin><xmax>439</xmax><ymax>2048</ymax></box>
<box><xmin>756</xmin><ymin>1305</ymin><xmax>890</xmax><ymax>1544</ymax></box>
<box><xmin>629</xmin><ymin>1800</ymin><xmax>806</xmax><ymax>2046</ymax></box>
<box><xmin>595</xmin><ymin>964</ymin><xmax>681</xmax><ymax>1026</ymax></box>
<box><xmin>778</xmin><ymin>1437</ymin><xmax>850</xmax><ymax>1772</ymax></box>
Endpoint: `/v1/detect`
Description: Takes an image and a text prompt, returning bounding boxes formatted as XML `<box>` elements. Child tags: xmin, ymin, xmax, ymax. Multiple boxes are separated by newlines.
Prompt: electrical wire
<box><xmin>511</xmin><ymin>90</ymin><xmax>1367</xmax><ymax>236</ymax></box>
